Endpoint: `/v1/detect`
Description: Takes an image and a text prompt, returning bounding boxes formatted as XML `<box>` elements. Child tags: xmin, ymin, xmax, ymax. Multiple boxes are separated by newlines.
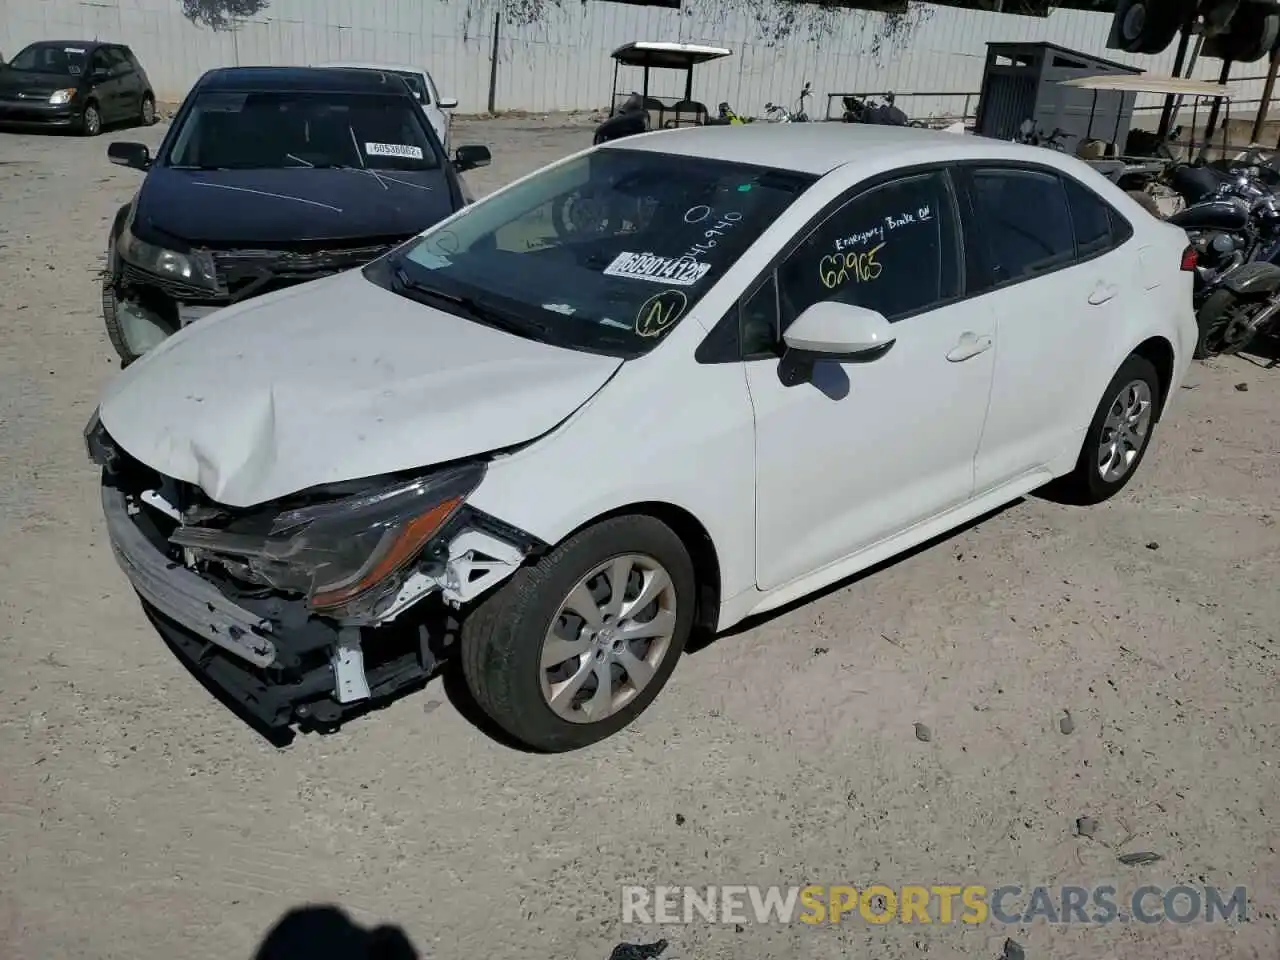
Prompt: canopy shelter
<box><xmin>607</xmin><ymin>41</ymin><xmax>732</xmax><ymax>106</ymax></box>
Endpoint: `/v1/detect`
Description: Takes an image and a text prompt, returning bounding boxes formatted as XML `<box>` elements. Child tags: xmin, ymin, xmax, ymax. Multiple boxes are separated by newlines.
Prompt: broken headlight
<box><xmin>118</xmin><ymin>220</ymin><xmax>218</xmax><ymax>291</ymax></box>
<box><xmin>169</xmin><ymin>462</ymin><xmax>485</xmax><ymax>615</ymax></box>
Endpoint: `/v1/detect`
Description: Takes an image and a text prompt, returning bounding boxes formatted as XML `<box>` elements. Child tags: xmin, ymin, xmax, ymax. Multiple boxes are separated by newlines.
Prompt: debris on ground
<box><xmin>1059</xmin><ymin>710</ymin><xmax>1074</xmax><ymax>735</ymax></box>
<box><xmin>813</xmin><ymin>646</ymin><xmax>829</xmax><ymax>656</ymax></box>
<box><xmin>1074</xmin><ymin>816</ymin><xmax>1098</xmax><ymax>838</ymax></box>
<box><xmin>1000</xmin><ymin>937</ymin><xmax>1026</xmax><ymax>960</ymax></box>
<box><xmin>914</xmin><ymin>722</ymin><xmax>932</xmax><ymax>742</ymax></box>
<box><xmin>674</xmin><ymin>813</ymin><xmax>686</xmax><ymax>826</ymax></box>
<box><xmin>1235</xmin><ymin>382</ymin><xmax>1249</xmax><ymax>392</ymax></box>
<box><xmin>1145</xmin><ymin>541</ymin><xmax>1160</xmax><ymax>551</ymax></box>
<box><xmin>1117</xmin><ymin>851</ymin><xmax>1164</xmax><ymax>866</ymax></box>
<box><xmin>609</xmin><ymin>939</ymin><xmax>669</xmax><ymax>960</ymax></box>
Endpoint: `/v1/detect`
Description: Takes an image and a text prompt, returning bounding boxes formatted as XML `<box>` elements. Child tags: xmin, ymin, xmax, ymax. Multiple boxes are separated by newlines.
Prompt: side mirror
<box><xmin>778</xmin><ymin>301</ymin><xmax>895</xmax><ymax>385</ymax></box>
<box><xmin>438</xmin><ymin>96</ymin><xmax>458</xmax><ymax>110</ymax></box>
<box><xmin>108</xmin><ymin>141</ymin><xmax>151</xmax><ymax>171</ymax></box>
<box><xmin>454</xmin><ymin>144</ymin><xmax>491</xmax><ymax>172</ymax></box>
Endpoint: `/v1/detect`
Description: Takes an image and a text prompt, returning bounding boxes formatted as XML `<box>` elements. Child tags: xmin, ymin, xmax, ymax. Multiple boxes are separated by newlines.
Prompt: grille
<box><xmin>212</xmin><ymin>242</ymin><xmax>399</xmax><ymax>303</ymax></box>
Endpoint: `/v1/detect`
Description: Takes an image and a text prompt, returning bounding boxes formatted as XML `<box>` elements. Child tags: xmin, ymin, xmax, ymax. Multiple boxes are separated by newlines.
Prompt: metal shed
<box><xmin>974</xmin><ymin>42</ymin><xmax>1143</xmax><ymax>152</ymax></box>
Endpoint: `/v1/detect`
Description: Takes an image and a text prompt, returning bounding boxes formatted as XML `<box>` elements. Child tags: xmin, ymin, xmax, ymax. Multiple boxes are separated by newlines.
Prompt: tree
<box><xmin>456</xmin><ymin>0</ymin><xmax>934</xmax><ymax>54</ymax></box>
<box><xmin>177</xmin><ymin>0</ymin><xmax>271</xmax><ymax>30</ymax></box>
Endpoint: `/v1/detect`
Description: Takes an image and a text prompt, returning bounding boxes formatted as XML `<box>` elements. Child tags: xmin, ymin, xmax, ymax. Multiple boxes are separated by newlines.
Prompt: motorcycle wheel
<box><xmin>1195</xmin><ymin>288</ymin><xmax>1266</xmax><ymax>359</ymax></box>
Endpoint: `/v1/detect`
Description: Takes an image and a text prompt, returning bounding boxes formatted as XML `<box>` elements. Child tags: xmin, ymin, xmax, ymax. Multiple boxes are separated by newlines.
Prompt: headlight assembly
<box><xmin>48</xmin><ymin>88</ymin><xmax>75</xmax><ymax>106</ymax></box>
<box><xmin>170</xmin><ymin>462</ymin><xmax>486</xmax><ymax>617</ymax></box>
<box><xmin>118</xmin><ymin>221</ymin><xmax>219</xmax><ymax>291</ymax></box>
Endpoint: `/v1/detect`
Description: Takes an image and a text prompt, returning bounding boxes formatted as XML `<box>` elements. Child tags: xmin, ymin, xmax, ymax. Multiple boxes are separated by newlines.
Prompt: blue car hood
<box><xmin>135</xmin><ymin>166</ymin><xmax>456</xmax><ymax>245</ymax></box>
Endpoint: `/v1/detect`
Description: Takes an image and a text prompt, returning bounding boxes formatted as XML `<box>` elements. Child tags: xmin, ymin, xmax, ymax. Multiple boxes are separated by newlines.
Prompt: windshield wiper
<box><xmin>391</xmin><ymin>265</ymin><xmax>551</xmax><ymax>341</ymax></box>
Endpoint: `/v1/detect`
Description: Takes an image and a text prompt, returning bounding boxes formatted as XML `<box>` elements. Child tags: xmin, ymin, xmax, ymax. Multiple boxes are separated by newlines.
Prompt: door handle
<box><xmin>946</xmin><ymin>332</ymin><xmax>993</xmax><ymax>362</ymax></box>
<box><xmin>1088</xmin><ymin>283</ymin><xmax>1118</xmax><ymax>305</ymax></box>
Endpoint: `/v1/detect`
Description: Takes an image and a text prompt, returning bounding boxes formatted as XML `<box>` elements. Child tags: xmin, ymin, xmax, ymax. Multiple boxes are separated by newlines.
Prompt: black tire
<box><xmin>1051</xmin><ymin>354</ymin><xmax>1161</xmax><ymax>506</ymax></box>
<box><xmin>1195</xmin><ymin>287</ymin><xmax>1262</xmax><ymax>359</ymax></box>
<box><xmin>139</xmin><ymin>93</ymin><xmax>156</xmax><ymax>127</ymax></box>
<box><xmin>1207</xmin><ymin>9</ymin><xmax>1280</xmax><ymax>63</ymax></box>
<box><xmin>102</xmin><ymin>281</ymin><xmax>138</xmax><ymax>368</ymax></box>
<box><xmin>1112</xmin><ymin>0</ymin><xmax>1195</xmax><ymax>54</ymax></box>
<box><xmin>460</xmin><ymin>514</ymin><xmax>697</xmax><ymax>752</ymax></box>
<box><xmin>79</xmin><ymin>101</ymin><xmax>102</xmax><ymax>137</ymax></box>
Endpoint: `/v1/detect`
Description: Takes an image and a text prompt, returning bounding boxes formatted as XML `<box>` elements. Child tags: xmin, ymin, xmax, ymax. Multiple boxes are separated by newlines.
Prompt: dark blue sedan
<box><xmin>102</xmin><ymin>65</ymin><xmax>492</xmax><ymax>365</ymax></box>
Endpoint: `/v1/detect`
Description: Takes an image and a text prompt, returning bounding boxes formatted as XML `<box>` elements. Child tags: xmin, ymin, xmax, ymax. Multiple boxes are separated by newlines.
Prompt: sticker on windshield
<box><xmin>603</xmin><ymin>252</ymin><xmax>711</xmax><ymax>287</ymax></box>
<box><xmin>365</xmin><ymin>142</ymin><xmax>424</xmax><ymax>160</ymax></box>
<box><xmin>64</xmin><ymin>47</ymin><xmax>86</xmax><ymax>53</ymax></box>
<box><xmin>634</xmin><ymin>290</ymin><xmax>687</xmax><ymax>337</ymax></box>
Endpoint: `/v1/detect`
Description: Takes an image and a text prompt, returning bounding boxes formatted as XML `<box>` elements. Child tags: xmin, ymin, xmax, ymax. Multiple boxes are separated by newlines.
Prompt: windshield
<box><xmin>393</xmin><ymin>71</ymin><xmax>430</xmax><ymax>104</ymax></box>
<box><xmin>165</xmin><ymin>90</ymin><xmax>441</xmax><ymax>171</ymax></box>
<box><xmin>384</xmin><ymin>148</ymin><xmax>815</xmax><ymax>355</ymax></box>
<box><xmin>7</xmin><ymin>43</ymin><xmax>90</xmax><ymax>76</ymax></box>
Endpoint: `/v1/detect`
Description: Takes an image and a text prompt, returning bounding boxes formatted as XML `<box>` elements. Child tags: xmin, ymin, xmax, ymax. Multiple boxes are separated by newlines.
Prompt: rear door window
<box><xmin>970</xmin><ymin>168</ymin><xmax>1076</xmax><ymax>284</ymax></box>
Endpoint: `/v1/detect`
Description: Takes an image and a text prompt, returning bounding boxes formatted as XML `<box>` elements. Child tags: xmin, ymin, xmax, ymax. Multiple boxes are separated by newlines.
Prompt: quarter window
<box><xmin>971</xmin><ymin>168</ymin><xmax>1075</xmax><ymax>283</ymax></box>
<box><xmin>776</xmin><ymin>170</ymin><xmax>961</xmax><ymax>329</ymax></box>
<box><xmin>1063</xmin><ymin>175</ymin><xmax>1116</xmax><ymax>258</ymax></box>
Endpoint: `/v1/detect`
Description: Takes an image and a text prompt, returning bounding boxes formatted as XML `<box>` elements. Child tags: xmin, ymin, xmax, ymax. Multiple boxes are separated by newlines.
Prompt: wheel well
<box><xmin>569</xmin><ymin>502</ymin><xmax>722</xmax><ymax>637</ymax></box>
<box><xmin>1132</xmin><ymin>335</ymin><xmax>1175</xmax><ymax>417</ymax></box>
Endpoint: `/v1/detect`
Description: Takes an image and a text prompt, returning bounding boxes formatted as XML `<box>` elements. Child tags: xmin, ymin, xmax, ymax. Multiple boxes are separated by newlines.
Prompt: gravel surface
<box><xmin>1</xmin><ymin>116</ymin><xmax>1278</xmax><ymax>960</ymax></box>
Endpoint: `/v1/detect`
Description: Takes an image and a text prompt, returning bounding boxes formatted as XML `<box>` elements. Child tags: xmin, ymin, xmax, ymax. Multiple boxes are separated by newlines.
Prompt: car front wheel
<box><xmin>80</xmin><ymin>102</ymin><xmax>101</xmax><ymax>137</ymax></box>
<box><xmin>460</xmin><ymin>514</ymin><xmax>696</xmax><ymax>752</ymax></box>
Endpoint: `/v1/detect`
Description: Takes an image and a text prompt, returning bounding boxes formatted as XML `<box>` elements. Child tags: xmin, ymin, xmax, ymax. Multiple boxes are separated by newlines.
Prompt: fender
<box><xmin>1221</xmin><ymin>261</ymin><xmax>1280</xmax><ymax>297</ymax></box>
<box><xmin>105</xmin><ymin>202</ymin><xmax>132</xmax><ymax>283</ymax></box>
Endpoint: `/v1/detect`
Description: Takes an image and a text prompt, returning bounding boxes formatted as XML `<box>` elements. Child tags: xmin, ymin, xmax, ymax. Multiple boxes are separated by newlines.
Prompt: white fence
<box><xmin>1</xmin><ymin>0</ymin><xmax>1271</xmax><ymax>118</ymax></box>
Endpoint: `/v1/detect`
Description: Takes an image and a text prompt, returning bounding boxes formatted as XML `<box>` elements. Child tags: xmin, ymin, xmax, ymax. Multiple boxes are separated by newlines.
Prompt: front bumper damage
<box><xmin>104</xmin><ymin>239</ymin><xmax>405</xmax><ymax>361</ymax></box>
<box><xmin>91</xmin><ymin>418</ymin><xmax>542</xmax><ymax>732</ymax></box>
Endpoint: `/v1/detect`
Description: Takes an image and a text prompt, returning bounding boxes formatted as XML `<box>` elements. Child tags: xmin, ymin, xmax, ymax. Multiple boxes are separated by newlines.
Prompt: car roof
<box><xmin>21</xmin><ymin>39</ymin><xmax>103</xmax><ymax>49</ymax></box>
<box><xmin>316</xmin><ymin>61</ymin><xmax>426</xmax><ymax>77</ymax></box>
<box><xmin>197</xmin><ymin>65</ymin><xmax>415</xmax><ymax>94</ymax></box>
<box><xmin>601</xmin><ymin>123</ymin><xmax>1083</xmax><ymax>176</ymax></box>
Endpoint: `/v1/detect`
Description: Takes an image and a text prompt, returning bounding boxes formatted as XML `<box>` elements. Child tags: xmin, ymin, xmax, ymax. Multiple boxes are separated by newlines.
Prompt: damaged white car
<box><xmin>88</xmin><ymin>124</ymin><xmax>1195</xmax><ymax>751</ymax></box>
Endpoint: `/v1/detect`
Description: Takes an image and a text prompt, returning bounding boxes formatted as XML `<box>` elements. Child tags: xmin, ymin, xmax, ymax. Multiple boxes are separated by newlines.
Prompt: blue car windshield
<box><xmin>165</xmin><ymin>90</ymin><xmax>441</xmax><ymax>171</ymax></box>
<box><xmin>385</xmin><ymin>147</ymin><xmax>816</xmax><ymax>355</ymax></box>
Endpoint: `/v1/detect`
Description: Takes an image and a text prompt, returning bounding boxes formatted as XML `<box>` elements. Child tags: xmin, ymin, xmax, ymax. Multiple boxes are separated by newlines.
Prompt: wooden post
<box><xmin>487</xmin><ymin>10</ymin><xmax>501</xmax><ymax>115</ymax></box>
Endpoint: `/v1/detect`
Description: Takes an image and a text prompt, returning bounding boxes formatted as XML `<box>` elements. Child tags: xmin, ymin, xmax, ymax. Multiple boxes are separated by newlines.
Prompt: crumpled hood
<box><xmin>135</xmin><ymin>166</ymin><xmax>456</xmax><ymax>245</ymax></box>
<box><xmin>98</xmin><ymin>270</ymin><xmax>622</xmax><ymax>507</ymax></box>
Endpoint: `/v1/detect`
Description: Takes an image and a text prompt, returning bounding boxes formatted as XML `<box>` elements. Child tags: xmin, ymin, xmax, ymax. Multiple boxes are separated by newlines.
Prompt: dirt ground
<box><xmin>1</xmin><ymin>114</ymin><xmax>1278</xmax><ymax>960</ymax></box>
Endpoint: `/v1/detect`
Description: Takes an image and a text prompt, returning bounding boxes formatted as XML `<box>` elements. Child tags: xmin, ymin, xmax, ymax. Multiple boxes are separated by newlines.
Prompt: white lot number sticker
<box><xmin>603</xmin><ymin>251</ymin><xmax>712</xmax><ymax>287</ymax></box>
<box><xmin>365</xmin><ymin>142</ymin><xmax>424</xmax><ymax>160</ymax></box>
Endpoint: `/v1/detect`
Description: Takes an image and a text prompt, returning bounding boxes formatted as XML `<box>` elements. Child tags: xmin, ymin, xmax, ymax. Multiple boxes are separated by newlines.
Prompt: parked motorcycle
<box><xmin>764</xmin><ymin>82</ymin><xmax>811</xmax><ymax>123</ymax></box>
<box><xmin>1167</xmin><ymin>160</ymin><xmax>1280</xmax><ymax>359</ymax></box>
<box><xmin>841</xmin><ymin>92</ymin><xmax>911</xmax><ymax>127</ymax></box>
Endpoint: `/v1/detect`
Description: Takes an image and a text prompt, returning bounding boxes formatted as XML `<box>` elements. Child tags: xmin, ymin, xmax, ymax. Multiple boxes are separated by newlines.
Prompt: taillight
<box><xmin>1180</xmin><ymin>245</ymin><xmax>1198</xmax><ymax>271</ymax></box>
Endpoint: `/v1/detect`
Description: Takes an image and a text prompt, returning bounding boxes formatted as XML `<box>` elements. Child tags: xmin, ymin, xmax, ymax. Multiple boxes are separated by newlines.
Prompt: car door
<box><xmin>107</xmin><ymin>46</ymin><xmax>142</xmax><ymax>118</ymax></box>
<box><xmin>744</xmin><ymin>168</ymin><xmax>998</xmax><ymax>592</ymax></box>
<box><xmin>422</xmin><ymin>71</ymin><xmax>451</xmax><ymax>151</ymax></box>
<box><xmin>86</xmin><ymin>47</ymin><xmax>119</xmax><ymax>119</ymax></box>
<box><xmin>958</xmin><ymin>164</ymin><xmax>1129</xmax><ymax>494</ymax></box>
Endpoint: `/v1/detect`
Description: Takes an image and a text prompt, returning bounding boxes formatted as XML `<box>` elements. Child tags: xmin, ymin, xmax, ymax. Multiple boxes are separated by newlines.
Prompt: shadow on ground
<box><xmin>252</xmin><ymin>905</ymin><xmax>419</xmax><ymax>960</ymax></box>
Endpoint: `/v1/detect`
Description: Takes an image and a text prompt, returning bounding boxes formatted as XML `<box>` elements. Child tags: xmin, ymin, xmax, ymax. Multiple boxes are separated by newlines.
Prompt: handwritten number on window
<box><xmin>818</xmin><ymin>242</ymin><xmax>885</xmax><ymax>290</ymax></box>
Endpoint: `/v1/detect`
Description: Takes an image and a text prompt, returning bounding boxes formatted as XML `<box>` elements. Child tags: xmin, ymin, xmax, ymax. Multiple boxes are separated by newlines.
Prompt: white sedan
<box><xmin>313</xmin><ymin>61</ymin><xmax>456</xmax><ymax>150</ymax></box>
<box><xmin>87</xmin><ymin>123</ymin><xmax>1197</xmax><ymax>751</ymax></box>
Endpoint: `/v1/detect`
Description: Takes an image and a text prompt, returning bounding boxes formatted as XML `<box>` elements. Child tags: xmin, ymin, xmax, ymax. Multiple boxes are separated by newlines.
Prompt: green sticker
<box><xmin>737</xmin><ymin>184</ymin><xmax>753</xmax><ymax>192</ymax></box>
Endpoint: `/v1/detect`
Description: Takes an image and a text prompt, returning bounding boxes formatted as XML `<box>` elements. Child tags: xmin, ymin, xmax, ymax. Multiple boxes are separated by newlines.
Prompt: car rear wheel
<box><xmin>139</xmin><ymin>93</ymin><xmax>156</xmax><ymax>126</ymax></box>
<box><xmin>460</xmin><ymin>514</ymin><xmax>696</xmax><ymax>752</ymax></box>
<box><xmin>1051</xmin><ymin>354</ymin><xmax>1160</xmax><ymax>505</ymax></box>
<box><xmin>80</xmin><ymin>102</ymin><xmax>101</xmax><ymax>137</ymax></box>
